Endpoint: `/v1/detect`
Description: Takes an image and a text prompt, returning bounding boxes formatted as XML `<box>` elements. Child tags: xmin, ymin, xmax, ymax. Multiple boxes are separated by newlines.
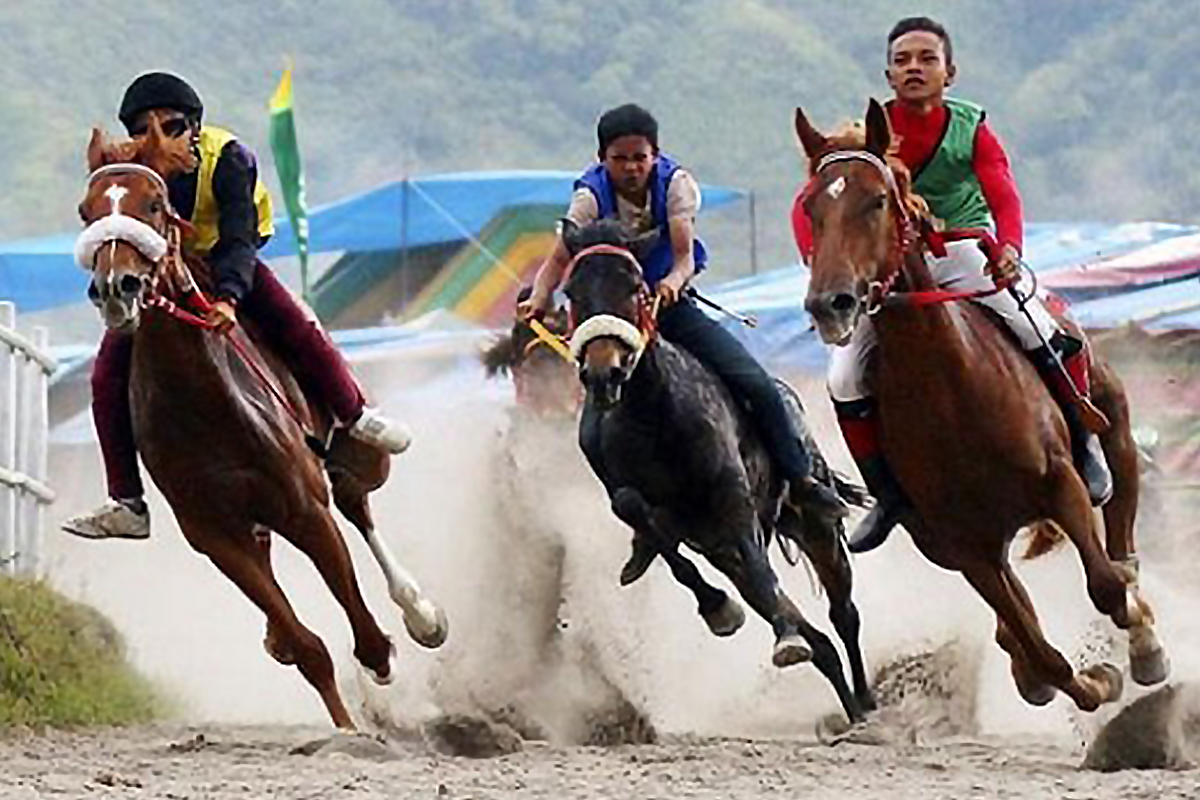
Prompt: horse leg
<box><xmin>1092</xmin><ymin>368</ymin><xmax>1169</xmax><ymax>685</ymax></box>
<box><xmin>251</xmin><ymin>529</ymin><xmax>295</xmax><ymax>666</ymax></box>
<box><xmin>184</xmin><ymin>519</ymin><xmax>354</xmax><ymax>729</ymax></box>
<box><xmin>715</xmin><ymin>535</ymin><xmax>864</xmax><ymax>723</ymax></box>
<box><xmin>279</xmin><ymin>506</ymin><xmax>397</xmax><ymax>685</ymax></box>
<box><xmin>331</xmin><ymin>473</ymin><xmax>448</xmax><ymax>649</ymax></box>
<box><xmin>960</xmin><ymin>559</ymin><xmax>1121</xmax><ymax>712</ymax></box>
<box><xmin>1045</xmin><ymin>465</ymin><xmax>1128</xmax><ymax>624</ymax></box>
<box><xmin>609</xmin><ymin>487</ymin><xmax>743</xmax><ymax>636</ymax></box>
<box><xmin>788</xmin><ymin>508</ymin><xmax>875</xmax><ymax>713</ymax></box>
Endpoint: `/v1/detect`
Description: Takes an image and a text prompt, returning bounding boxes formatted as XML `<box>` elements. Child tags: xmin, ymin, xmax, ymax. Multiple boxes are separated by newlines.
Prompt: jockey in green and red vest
<box><xmin>522</xmin><ymin>104</ymin><xmax>847</xmax><ymax>586</ymax></box>
<box><xmin>63</xmin><ymin>72</ymin><xmax>413</xmax><ymax>541</ymax></box>
<box><xmin>793</xmin><ymin>17</ymin><xmax>1112</xmax><ymax>553</ymax></box>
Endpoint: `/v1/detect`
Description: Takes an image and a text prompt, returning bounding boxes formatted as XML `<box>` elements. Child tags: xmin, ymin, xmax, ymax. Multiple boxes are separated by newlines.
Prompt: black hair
<box><xmin>596</xmin><ymin>104</ymin><xmax>659</xmax><ymax>158</ymax></box>
<box><xmin>887</xmin><ymin>17</ymin><xmax>953</xmax><ymax>66</ymax></box>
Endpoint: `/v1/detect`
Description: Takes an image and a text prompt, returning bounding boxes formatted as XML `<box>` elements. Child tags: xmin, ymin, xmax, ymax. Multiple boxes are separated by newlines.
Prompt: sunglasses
<box><xmin>129</xmin><ymin>117</ymin><xmax>191</xmax><ymax>138</ymax></box>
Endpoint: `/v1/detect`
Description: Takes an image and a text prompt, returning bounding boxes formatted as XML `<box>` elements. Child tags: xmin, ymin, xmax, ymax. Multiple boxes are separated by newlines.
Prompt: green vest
<box><xmin>911</xmin><ymin>97</ymin><xmax>993</xmax><ymax>232</ymax></box>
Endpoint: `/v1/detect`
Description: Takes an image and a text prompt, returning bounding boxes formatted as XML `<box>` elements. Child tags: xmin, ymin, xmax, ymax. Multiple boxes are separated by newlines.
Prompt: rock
<box><xmin>1083</xmin><ymin>683</ymin><xmax>1200</xmax><ymax>772</ymax></box>
<box><xmin>423</xmin><ymin>714</ymin><xmax>523</xmax><ymax>758</ymax></box>
<box><xmin>290</xmin><ymin>732</ymin><xmax>402</xmax><ymax>762</ymax></box>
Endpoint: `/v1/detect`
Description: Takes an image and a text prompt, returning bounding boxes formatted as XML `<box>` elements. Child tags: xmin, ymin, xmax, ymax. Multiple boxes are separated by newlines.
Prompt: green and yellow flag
<box><xmin>269</xmin><ymin>63</ymin><xmax>310</xmax><ymax>301</ymax></box>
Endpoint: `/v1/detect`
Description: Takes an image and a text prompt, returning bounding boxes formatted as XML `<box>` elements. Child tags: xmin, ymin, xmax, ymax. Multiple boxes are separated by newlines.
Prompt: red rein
<box><xmin>799</xmin><ymin>162</ymin><xmax>1014</xmax><ymax>312</ymax></box>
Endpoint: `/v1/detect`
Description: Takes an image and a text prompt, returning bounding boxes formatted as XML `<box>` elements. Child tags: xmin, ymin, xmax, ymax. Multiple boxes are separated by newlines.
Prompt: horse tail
<box><xmin>1021</xmin><ymin>519</ymin><xmax>1067</xmax><ymax>560</ymax></box>
<box><xmin>480</xmin><ymin>333</ymin><xmax>517</xmax><ymax>378</ymax></box>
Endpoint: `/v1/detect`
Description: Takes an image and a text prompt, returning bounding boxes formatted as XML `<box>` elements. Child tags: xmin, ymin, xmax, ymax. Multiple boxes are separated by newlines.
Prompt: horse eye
<box><xmin>149</xmin><ymin>199</ymin><xmax>165</xmax><ymax>214</ymax></box>
<box><xmin>869</xmin><ymin>194</ymin><xmax>888</xmax><ymax>212</ymax></box>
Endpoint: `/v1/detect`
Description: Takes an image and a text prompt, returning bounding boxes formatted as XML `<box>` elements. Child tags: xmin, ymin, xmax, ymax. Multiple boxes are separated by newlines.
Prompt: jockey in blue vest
<box><xmin>521</xmin><ymin>104</ymin><xmax>847</xmax><ymax>585</ymax></box>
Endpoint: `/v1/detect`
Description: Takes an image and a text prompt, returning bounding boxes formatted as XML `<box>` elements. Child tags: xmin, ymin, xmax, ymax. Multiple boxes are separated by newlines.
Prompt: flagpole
<box><xmin>269</xmin><ymin>59</ymin><xmax>312</xmax><ymax>306</ymax></box>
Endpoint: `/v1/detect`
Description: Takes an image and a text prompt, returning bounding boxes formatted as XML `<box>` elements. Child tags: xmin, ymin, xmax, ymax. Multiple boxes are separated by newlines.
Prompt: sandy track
<box><xmin>1</xmin><ymin>724</ymin><xmax>1196</xmax><ymax>800</ymax></box>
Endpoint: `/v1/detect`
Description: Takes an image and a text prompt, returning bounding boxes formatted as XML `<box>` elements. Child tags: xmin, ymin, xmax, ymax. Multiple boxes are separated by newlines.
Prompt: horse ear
<box><xmin>559</xmin><ymin>217</ymin><xmax>583</xmax><ymax>255</ymax></box>
<box><xmin>865</xmin><ymin>98</ymin><xmax>891</xmax><ymax>158</ymax></box>
<box><xmin>794</xmin><ymin>107</ymin><xmax>827</xmax><ymax>161</ymax></box>
<box><xmin>87</xmin><ymin>128</ymin><xmax>108</xmax><ymax>171</ymax></box>
<box><xmin>627</xmin><ymin>227</ymin><xmax>661</xmax><ymax>264</ymax></box>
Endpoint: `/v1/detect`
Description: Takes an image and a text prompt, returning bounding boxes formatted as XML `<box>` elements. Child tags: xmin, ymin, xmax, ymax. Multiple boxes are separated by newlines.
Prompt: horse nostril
<box><xmin>830</xmin><ymin>293</ymin><xmax>858</xmax><ymax>313</ymax></box>
<box><xmin>87</xmin><ymin>281</ymin><xmax>101</xmax><ymax>305</ymax></box>
<box><xmin>118</xmin><ymin>274</ymin><xmax>143</xmax><ymax>297</ymax></box>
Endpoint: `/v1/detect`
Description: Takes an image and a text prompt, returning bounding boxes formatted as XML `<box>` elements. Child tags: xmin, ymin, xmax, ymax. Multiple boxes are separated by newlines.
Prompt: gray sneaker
<box><xmin>62</xmin><ymin>500</ymin><xmax>150</xmax><ymax>540</ymax></box>
<box><xmin>349</xmin><ymin>407</ymin><xmax>413</xmax><ymax>455</ymax></box>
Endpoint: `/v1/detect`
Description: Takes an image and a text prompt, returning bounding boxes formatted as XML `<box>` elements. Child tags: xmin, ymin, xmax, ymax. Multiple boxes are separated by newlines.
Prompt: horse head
<box><xmin>560</xmin><ymin>218</ymin><xmax>659</xmax><ymax>408</ymax></box>
<box><xmin>77</xmin><ymin>114</ymin><xmax>196</xmax><ymax>331</ymax></box>
<box><xmin>481</xmin><ymin>287</ymin><xmax>580</xmax><ymax>416</ymax></box>
<box><xmin>795</xmin><ymin>100</ymin><xmax>925</xmax><ymax>346</ymax></box>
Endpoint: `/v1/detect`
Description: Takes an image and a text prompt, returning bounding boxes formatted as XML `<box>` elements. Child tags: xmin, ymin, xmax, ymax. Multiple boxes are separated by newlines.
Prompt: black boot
<box><xmin>847</xmin><ymin>455</ymin><xmax>910</xmax><ymax>554</ymax></box>
<box><xmin>1026</xmin><ymin>343</ymin><xmax>1113</xmax><ymax>506</ymax></box>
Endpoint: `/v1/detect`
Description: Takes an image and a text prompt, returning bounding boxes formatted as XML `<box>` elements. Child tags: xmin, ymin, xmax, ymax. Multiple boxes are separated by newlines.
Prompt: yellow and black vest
<box><xmin>185</xmin><ymin>126</ymin><xmax>274</xmax><ymax>257</ymax></box>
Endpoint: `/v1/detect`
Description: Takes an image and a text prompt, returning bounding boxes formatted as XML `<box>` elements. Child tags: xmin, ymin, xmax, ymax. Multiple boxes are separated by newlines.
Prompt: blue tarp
<box><xmin>0</xmin><ymin>171</ymin><xmax>746</xmax><ymax>314</ymax></box>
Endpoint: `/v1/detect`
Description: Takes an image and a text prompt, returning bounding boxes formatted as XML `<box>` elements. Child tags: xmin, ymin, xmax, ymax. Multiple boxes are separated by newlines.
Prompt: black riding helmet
<box><xmin>119</xmin><ymin>72</ymin><xmax>204</xmax><ymax>133</ymax></box>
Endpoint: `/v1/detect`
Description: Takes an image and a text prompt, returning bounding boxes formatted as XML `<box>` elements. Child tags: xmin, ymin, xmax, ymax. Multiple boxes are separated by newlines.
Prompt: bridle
<box><xmin>803</xmin><ymin>149</ymin><xmax>1012</xmax><ymax>314</ymax></box>
<box><xmin>76</xmin><ymin>161</ymin><xmax>312</xmax><ymax>433</ymax></box>
<box><xmin>560</xmin><ymin>243</ymin><xmax>660</xmax><ymax>369</ymax></box>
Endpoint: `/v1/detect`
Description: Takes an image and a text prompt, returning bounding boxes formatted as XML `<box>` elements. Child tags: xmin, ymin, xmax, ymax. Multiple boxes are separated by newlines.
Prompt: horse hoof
<box><xmin>1082</xmin><ymin>662</ymin><xmax>1124</xmax><ymax>705</ymax></box>
<box><xmin>364</xmin><ymin>640</ymin><xmax>398</xmax><ymax>687</ymax></box>
<box><xmin>1131</xmin><ymin>644</ymin><xmax>1170</xmax><ymax>687</ymax></box>
<box><xmin>404</xmin><ymin>603</ymin><xmax>449</xmax><ymax>650</ymax></box>
<box><xmin>1017</xmin><ymin>681</ymin><xmax>1056</xmax><ymax>707</ymax></box>
<box><xmin>702</xmin><ymin>597</ymin><xmax>745</xmax><ymax>637</ymax></box>
<box><xmin>772</xmin><ymin>634</ymin><xmax>812</xmax><ymax>668</ymax></box>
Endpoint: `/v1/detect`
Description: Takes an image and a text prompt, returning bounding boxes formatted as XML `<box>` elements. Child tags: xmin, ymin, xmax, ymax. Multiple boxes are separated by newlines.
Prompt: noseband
<box><xmin>563</xmin><ymin>244</ymin><xmax>660</xmax><ymax>366</ymax></box>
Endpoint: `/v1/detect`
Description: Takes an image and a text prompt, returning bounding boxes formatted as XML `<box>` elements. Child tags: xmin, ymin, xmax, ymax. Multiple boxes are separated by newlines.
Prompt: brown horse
<box><xmin>481</xmin><ymin>289</ymin><xmax>580</xmax><ymax>417</ymax></box>
<box><xmin>795</xmin><ymin>100</ymin><xmax>1169</xmax><ymax>712</ymax></box>
<box><xmin>76</xmin><ymin>118</ymin><xmax>447</xmax><ymax>729</ymax></box>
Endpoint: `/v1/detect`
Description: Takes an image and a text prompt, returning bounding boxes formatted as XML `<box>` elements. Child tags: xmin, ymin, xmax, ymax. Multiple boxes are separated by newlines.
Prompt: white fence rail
<box><xmin>0</xmin><ymin>301</ymin><xmax>56</xmax><ymax>575</ymax></box>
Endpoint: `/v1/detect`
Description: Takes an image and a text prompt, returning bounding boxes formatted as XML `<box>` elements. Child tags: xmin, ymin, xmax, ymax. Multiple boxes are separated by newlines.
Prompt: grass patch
<box><xmin>0</xmin><ymin>575</ymin><xmax>167</xmax><ymax>729</ymax></box>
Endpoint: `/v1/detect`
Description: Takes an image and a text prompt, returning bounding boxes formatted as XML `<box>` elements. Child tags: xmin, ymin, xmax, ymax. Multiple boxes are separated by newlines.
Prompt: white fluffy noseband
<box><xmin>75</xmin><ymin>215</ymin><xmax>168</xmax><ymax>269</ymax></box>
<box><xmin>76</xmin><ymin>163</ymin><xmax>172</xmax><ymax>270</ymax></box>
<box><xmin>569</xmin><ymin>314</ymin><xmax>646</xmax><ymax>364</ymax></box>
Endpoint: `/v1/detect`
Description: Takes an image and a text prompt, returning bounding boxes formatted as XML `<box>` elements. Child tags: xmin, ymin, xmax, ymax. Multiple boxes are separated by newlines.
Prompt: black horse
<box><xmin>561</xmin><ymin>218</ymin><xmax>875</xmax><ymax>724</ymax></box>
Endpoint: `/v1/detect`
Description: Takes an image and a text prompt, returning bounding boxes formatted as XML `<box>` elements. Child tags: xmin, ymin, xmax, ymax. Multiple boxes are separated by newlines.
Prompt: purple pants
<box><xmin>93</xmin><ymin>262</ymin><xmax>365</xmax><ymax>500</ymax></box>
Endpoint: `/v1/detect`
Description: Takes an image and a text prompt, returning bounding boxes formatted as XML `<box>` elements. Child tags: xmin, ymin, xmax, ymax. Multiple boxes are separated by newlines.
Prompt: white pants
<box><xmin>828</xmin><ymin>240</ymin><xmax>1060</xmax><ymax>403</ymax></box>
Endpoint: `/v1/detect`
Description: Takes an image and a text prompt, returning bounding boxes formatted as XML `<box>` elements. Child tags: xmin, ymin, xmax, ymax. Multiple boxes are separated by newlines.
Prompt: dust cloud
<box><xmin>37</xmin><ymin>338</ymin><xmax>1200</xmax><ymax>755</ymax></box>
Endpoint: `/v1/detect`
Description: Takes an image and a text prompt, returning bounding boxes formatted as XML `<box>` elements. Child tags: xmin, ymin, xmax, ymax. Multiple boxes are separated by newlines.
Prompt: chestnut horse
<box><xmin>795</xmin><ymin>100</ymin><xmax>1169</xmax><ymax>712</ymax></box>
<box><xmin>76</xmin><ymin>119</ymin><xmax>447</xmax><ymax>729</ymax></box>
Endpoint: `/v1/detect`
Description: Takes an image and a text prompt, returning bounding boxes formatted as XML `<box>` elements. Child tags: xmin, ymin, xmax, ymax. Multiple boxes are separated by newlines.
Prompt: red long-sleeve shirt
<box><xmin>793</xmin><ymin>102</ymin><xmax>1023</xmax><ymax>262</ymax></box>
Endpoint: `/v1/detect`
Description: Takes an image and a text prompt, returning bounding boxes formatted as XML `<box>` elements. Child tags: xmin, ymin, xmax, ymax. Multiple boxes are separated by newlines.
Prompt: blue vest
<box><xmin>575</xmin><ymin>153</ymin><xmax>708</xmax><ymax>287</ymax></box>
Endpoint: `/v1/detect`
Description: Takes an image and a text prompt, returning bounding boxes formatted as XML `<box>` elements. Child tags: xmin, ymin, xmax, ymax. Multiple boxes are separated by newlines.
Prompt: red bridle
<box><xmin>803</xmin><ymin>150</ymin><xmax>1012</xmax><ymax>313</ymax></box>
<box><xmin>562</xmin><ymin>243</ymin><xmax>660</xmax><ymax>345</ymax></box>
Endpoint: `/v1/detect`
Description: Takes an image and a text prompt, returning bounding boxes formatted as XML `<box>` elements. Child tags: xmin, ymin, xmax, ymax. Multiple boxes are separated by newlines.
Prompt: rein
<box><xmin>82</xmin><ymin>164</ymin><xmax>313</xmax><ymax>435</ymax></box>
<box><xmin>807</xmin><ymin>150</ymin><xmax>1015</xmax><ymax>314</ymax></box>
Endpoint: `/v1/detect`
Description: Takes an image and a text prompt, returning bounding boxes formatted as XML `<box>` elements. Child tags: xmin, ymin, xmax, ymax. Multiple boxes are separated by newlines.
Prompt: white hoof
<box><xmin>403</xmin><ymin>602</ymin><xmax>449</xmax><ymax>650</ymax></box>
<box><xmin>702</xmin><ymin>597</ymin><xmax>746</xmax><ymax>638</ymax></box>
<box><xmin>772</xmin><ymin>634</ymin><xmax>812</xmax><ymax>668</ymax></box>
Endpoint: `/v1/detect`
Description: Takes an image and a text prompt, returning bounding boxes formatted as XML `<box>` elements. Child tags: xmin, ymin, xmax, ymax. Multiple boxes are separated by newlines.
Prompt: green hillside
<box><xmin>2</xmin><ymin>0</ymin><xmax>1192</xmax><ymax>276</ymax></box>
